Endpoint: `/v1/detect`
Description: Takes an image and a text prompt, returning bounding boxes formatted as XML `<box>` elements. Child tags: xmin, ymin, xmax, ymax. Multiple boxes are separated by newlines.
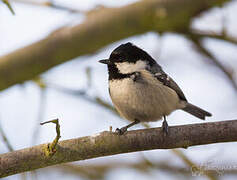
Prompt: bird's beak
<box><xmin>99</xmin><ymin>59</ymin><xmax>111</xmax><ymax>65</ymax></box>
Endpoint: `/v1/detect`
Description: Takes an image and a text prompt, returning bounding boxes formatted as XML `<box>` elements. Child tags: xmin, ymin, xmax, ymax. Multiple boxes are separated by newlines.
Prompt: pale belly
<box><xmin>109</xmin><ymin>71</ymin><xmax>183</xmax><ymax>122</ymax></box>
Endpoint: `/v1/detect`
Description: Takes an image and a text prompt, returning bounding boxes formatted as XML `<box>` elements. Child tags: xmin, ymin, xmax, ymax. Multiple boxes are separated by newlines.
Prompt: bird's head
<box><xmin>99</xmin><ymin>42</ymin><xmax>157</xmax><ymax>76</ymax></box>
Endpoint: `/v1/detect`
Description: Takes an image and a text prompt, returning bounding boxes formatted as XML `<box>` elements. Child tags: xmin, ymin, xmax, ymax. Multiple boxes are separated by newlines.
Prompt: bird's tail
<box><xmin>182</xmin><ymin>103</ymin><xmax>212</xmax><ymax>120</ymax></box>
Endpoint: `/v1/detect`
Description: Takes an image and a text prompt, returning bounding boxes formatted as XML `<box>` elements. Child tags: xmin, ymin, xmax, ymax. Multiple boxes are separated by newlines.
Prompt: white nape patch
<box><xmin>115</xmin><ymin>60</ymin><xmax>147</xmax><ymax>74</ymax></box>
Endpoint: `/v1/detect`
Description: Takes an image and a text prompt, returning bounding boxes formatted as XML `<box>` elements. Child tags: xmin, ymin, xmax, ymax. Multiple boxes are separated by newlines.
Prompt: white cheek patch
<box><xmin>115</xmin><ymin>60</ymin><xmax>147</xmax><ymax>74</ymax></box>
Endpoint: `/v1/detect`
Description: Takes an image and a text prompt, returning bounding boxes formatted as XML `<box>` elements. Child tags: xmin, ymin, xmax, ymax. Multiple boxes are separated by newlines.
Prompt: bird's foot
<box><xmin>162</xmin><ymin>119</ymin><xmax>169</xmax><ymax>135</ymax></box>
<box><xmin>115</xmin><ymin>119</ymin><xmax>140</xmax><ymax>135</ymax></box>
<box><xmin>115</xmin><ymin>127</ymin><xmax>127</xmax><ymax>135</ymax></box>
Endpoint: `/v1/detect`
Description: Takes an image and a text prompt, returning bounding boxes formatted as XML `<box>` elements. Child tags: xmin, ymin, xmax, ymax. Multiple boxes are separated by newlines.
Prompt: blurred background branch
<box><xmin>2</xmin><ymin>0</ymin><xmax>15</xmax><ymax>14</ymax></box>
<box><xmin>53</xmin><ymin>156</ymin><xmax>237</xmax><ymax>180</ymax></box>
<box><xmin>54</xmin><ymin>160</ymin><xmax>195</xmax><ymax>180</ymax></box>
<box><xmin>191</xmin><ymin>30</ymin><xmax>237</xmax><ymax>45</ymax></box>
<box><xmin>0</xmin><ymin>120</ymin><xmax>14</xmax><ymax>152</ymax></box>
<box><xmin>188</xmin><ymin>34</ymin><xmax>237</xmax><ymax>91</ymax></box>
<box><xmin>0</xmin><ymin>0</ymin><xmax>230</xmax><ymax>91</ymax></box>
<box><xmin>12</xmin><ymin>0</ymin><xmax>84</xmax><ymax>13</ymax></box>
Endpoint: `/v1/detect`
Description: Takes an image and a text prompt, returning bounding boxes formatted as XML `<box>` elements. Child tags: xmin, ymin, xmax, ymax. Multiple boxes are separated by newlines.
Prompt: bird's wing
<box><xmin>149</xmin><ymin>65</ymin><xmax>187</xmax><ymax>101</ymax></box>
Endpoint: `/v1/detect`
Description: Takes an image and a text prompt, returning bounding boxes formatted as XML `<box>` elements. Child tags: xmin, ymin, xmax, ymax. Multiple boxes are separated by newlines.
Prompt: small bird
<box><xmin>99</xmin><ymin>42</ymin><xmax>212</xmax><ymax>135</ymax></box>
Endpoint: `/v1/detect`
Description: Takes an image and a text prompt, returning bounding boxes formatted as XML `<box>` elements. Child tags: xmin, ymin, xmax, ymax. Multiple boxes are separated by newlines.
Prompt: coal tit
<box><xmin>99</xmin><ymin>42</ymin><xmax>212</xmax><ymax>135</ymax></box>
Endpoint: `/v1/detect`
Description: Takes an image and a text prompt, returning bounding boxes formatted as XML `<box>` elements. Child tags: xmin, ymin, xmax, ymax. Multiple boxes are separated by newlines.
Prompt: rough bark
<box><xmin>0</xmin><ymin>120</ymin><xmax>236</xmax><ymax>178</ymax></box>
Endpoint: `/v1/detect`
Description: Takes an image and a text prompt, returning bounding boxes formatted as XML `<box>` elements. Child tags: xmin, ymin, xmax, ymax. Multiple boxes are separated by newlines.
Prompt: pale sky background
<box><xmin>1</xmin><ymin>0</ymin><xmax>237</xmax><ymax>179</ymax></box>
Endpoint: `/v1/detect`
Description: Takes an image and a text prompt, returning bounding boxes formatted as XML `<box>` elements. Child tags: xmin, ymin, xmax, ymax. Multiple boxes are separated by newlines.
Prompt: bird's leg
<box><xmin>116</xmin><ymin>119</ymin><xmax>140</xmax><ymax>135</ymax></box>
<box><xmin>162</xmin><ymin>116</ymin><xmax>169</xmax><ymax>135</ymax></box>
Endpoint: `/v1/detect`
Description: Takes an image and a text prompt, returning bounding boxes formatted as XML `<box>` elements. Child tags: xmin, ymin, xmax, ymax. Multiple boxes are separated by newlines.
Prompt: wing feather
<box><xmin>148</xmin><ymin>65</ymin><xmax>187</xmax><ymax>102</ymax></box>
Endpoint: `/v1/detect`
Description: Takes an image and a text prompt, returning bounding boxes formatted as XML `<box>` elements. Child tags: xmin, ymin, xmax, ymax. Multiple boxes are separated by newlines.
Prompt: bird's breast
<box><xmin>109</xmin><ymin>70</ymin><xmax>181</xmax><ymax>122</ymax></box>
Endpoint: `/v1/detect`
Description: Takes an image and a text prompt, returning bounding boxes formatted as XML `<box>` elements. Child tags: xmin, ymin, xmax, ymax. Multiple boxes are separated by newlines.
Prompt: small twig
<box><xmin>31</xmin><ymin>78</ymin><xmax>47</xmax><ymax>145</ymax></box>
<box><xmin>12</xmin><ymin>0</ymin><xmax>84</xmax><ymax>13</ymax></box>
<box><xmin>0</xmin><ymin>121</ymin><xmax>14</xmax><ymax>151</ymax></box>
<box><xmin>190</xmin><ymin>30</ymin><xmax>237</xmax><ymax>46</ymax></box>
<box><xmin>31</xmin><ymin>89</ymin><xmax>47</xmax><ymax>144</ymax></box>
<box><xmin>44</xmin><ymin>82</ymin><xmax>118</xmax><ymax>115</ymax></box>
<box><xmin>85</xmin><ymin>67</ymin><xmax>92</xmax><ymax>89</ymax></box>
<box><xmin>2</xmin><ymin>0</ymin><xmax>15</xmax><ymax>15</ymax></box>
<box><xmin>220</xmin><ymin>3</ymin><xmax>227</xmax><ymax>37</ymax></box>
<box><xmin>95</xmin><ymin>97</ymin><xmax>118</xmax><ymax>115</ymax></box>
<box><xmin>40</xmin><ymin>119</ymin><xmax>61</xmax><ymax>156</ymax></box>
<box><xmin>32</xmin><ymin>77</ymin><xmax>46</xmax><ymax>89</ymax></box>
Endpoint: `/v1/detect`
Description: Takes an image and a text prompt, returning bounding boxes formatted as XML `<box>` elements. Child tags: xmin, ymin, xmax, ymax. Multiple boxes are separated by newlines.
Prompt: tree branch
<box><xmin>0</xmin><ymin>120</ymin><xmax>237</xmax><ymax>178</ymax></box>
<box><xmin>191</xmin><ymin>29</ymin><xmax>237</xmax><ymax>45</ymax></box>
<box><xmin>0</xmin><ymin>0</ymin><xmax>229</xmax><ymax>91</ymax></box>
<box><xmin>188</xmin><ymin>35</ymin><xmax>237</xmax><ymax>91</ymax></box>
